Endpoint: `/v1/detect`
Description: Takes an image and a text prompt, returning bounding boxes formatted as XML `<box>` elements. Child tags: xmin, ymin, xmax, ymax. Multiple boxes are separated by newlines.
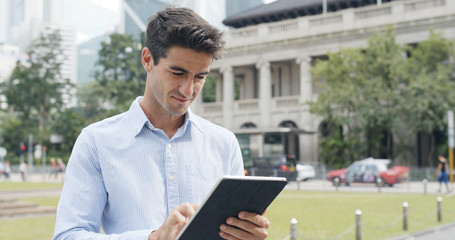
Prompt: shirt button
<box><xmin>169</xmin><ymin>176</ymin><xmax>175</xmax><ymax>181</ymax></box>
<box><xmin>167</xmin><ymin>143</ymin><xmax>172</xmax><ymax>150</ymax></box>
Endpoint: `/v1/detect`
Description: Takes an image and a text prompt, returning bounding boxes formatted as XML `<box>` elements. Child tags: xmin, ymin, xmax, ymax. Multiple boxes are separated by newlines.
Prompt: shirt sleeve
<box><xmin>52</xmin><ymin>129</ymin><xmax>153</xmax><ymax>240</ymax></box>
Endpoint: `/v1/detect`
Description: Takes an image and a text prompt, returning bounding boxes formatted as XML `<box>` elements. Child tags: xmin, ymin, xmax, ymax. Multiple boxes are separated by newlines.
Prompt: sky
<box><xmin>0</xmin><ymin>0</ymin><xmax>8</xmax><ymax>43</ymax></box>
<box><xmin>65</xmin><ymin>0</ymin><xmax>121</xmax><ymax>44</ymax></box>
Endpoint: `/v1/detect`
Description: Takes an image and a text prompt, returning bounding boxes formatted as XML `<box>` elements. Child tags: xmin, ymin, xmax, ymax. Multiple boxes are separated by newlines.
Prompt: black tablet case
<box><xmin>176</xmin><ymin>176</ymin><xmax>287</xmax><ymax>240</ymax></box>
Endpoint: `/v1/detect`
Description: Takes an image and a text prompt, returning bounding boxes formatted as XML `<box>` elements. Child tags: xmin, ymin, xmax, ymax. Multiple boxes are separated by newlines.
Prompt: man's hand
<box><xmin>219</xmin><ymin>211</ymin><xmax>270</xmax><ymax>240</ymax></box>
<box><xmin>148</xmin><ymin>203</ymin><xmax>199</xmax><ymax>240</ymax></box>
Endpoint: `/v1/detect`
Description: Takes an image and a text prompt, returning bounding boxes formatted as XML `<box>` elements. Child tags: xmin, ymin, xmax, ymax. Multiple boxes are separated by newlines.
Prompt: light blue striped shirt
<box><xmin>53</xmin><ymin>97</ymin><xmax>244</xmax><ymax>240</ymax></box>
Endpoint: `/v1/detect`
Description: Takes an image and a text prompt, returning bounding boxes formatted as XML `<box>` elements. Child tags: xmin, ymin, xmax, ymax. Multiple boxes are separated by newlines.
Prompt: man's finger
<box><xmin>238</xmin><ymin>211</ymin><xmax>271</xmax><ymax>228</ymax></box>
<box><xmin>221</xmin><ymin>216</ymin><xmax>268</xmax><ymax>239</ymax></box>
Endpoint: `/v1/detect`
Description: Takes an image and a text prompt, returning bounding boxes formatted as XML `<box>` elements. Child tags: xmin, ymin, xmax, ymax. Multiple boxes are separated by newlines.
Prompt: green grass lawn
<box><xmin>0</xmin><ymin>182</ymin><xmax>63</xmax><ymax>191</ymax></box>
<box><xmin>0</xmin><ymin>189</ymin><xmax>454</xmax><ymax>240</ymax></box>
<box><xmin>17</xmin><ymin>196</ymin><xmax>61</xmax><ymax>206</ymax></box>
<box><xmin>265</xmin><ymin>191</ymin><xmax>455</xmax><ymax>240</ymax></box>
<box><xmin>0</xmin><ymin>215</ymin><xmax>57</xmax><ymax>240</ymax></box>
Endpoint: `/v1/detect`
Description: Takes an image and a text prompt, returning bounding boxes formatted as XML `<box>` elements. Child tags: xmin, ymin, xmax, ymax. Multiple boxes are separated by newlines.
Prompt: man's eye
<box><xmin>195</xmin><ymin>75</ymin><xmax>205</xmax><ymax>79</ymax></box>
<box><xmin>172</xmin><ymin>72</ymin><xmax>184</xmax><ymax>76</ymax></box>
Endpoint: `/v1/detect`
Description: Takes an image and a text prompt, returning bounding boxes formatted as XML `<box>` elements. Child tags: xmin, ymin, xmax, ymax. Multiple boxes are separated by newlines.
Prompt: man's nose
<box><xmin>179</xmin><ymin>77</ymin><xmax>194</xmax><ymax>98</ymax></box>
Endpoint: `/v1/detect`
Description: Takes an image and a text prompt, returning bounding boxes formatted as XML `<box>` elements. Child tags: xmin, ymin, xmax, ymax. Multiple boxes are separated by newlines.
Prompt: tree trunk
<box><xmin>387</xmin><ymin>130</ymin><xmax>392</xmax><ymax>159</ymax></box>
<box><xmin>427</xmin><ymin>133</ymin><xmax>435</xmax><ymax>168</ymax></box>
<box><xmin>38</xmin><ymin>104</ymin><xmax>46</xmax><ymax>141</ymax></box>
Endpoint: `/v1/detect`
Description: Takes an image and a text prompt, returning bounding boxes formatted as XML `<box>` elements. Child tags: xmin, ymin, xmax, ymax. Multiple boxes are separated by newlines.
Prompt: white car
<box><xmin>296</xmin><ymin>163</ymin><xmax>316</xmax><ymax>181</ymax></box>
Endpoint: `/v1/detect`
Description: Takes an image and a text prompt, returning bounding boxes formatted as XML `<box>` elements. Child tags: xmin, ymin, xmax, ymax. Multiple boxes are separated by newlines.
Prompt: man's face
<box><xmin>146</xmin><ymin>46</ymin><xmax>212</xmax><ymax>116</ymax></box>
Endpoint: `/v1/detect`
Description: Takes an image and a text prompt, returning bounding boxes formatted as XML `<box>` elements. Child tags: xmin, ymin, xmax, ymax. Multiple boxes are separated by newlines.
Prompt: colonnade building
<box><xmin>191</xmin><ymin>0</ymin><xmax>455</xmax><ymax>164</ymax></box>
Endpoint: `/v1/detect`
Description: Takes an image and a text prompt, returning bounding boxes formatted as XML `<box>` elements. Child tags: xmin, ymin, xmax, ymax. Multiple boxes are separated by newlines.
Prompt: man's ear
<box><xmin>142</xmin><ymin>47</ymin><xmax>154</xmax><ymax>72</ymax></box>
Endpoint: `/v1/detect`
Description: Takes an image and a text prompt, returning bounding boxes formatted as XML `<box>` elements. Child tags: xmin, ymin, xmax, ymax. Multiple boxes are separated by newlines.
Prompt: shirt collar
<box><xmin>186</xmin><ymin>107</ymin><xmax>204</xmax><ymax>133</ymax></box>
<box><xmin>128</xmin><ymin>97</ymin><xmax>150</xmax><ymax>137</ymax></box>
<box><xmin>127</xmin><ymin>97</ymin><xmax>204</xmax><ymax>137</ymax></box>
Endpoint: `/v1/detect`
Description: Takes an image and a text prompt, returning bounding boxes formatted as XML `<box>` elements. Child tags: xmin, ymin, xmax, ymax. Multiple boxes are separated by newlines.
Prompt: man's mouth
<box><xmin>172</xmin><ymin>96</ymin><xmax>192</xmax><ymax>104</ymax></box>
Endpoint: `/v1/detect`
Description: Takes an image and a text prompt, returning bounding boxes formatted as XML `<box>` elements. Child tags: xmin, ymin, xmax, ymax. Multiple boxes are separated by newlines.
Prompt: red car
<box><xmin>327</xmin><ymin>158</ymin><xmax>409</xmax><ymax>187</ymax></box>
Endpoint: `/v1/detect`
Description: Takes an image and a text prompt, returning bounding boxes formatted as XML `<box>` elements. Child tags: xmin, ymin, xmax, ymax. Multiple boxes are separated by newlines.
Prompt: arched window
<box><xmin>240</xmin><ymin>122</ymin><xmax>257</xmax><ymax>128</ymax></box>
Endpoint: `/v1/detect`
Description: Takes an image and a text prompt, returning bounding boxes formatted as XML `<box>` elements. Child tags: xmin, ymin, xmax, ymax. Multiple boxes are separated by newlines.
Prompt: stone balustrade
<box><xmin>224</xmin><ymin>0</ymin><xmax>452</xmax><ymax>48</ymax></box>
<box><xmin>202</xmin><ymin>102</ymin><xmax>222</xmax><ymax>113</ymax></box>
<box><xmin>235</xmin><ymin>99</ymin><xmax>259</xmax><ymax>112</ymax></box>
<box><xmin>273</xmin><ymin>96</ymin><xmax>300</xmax><ymax>109</ymax></box>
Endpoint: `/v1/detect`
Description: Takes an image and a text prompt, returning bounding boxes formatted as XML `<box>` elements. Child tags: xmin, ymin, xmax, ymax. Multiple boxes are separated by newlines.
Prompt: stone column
<box><xmin>215</xmin><ymin>73</ymin><xmax>223</xmax><ymax>102</ymax></box>
<box><xmin>296</xmin><ymin>55</ymin><xmax>312</xmax><ymax>105</ymax></box>
<box><xmin>244</xmin><ymin>70</ymin><xmax>254</xmax><ymax>99</ymax></box>
<box><xmin>296</xmin><ymin>55</ymin><xmax>316</xmax><ymax>162</ymax></box>
<box><xmin>256</xmin><ymin>60</ymin><xmax>272</xmax><ymax>128</ymax></box>
<box><xmin>221</xmin><ymin>65</ymin><xmax>234</xmax><ymax>129</ymax></box>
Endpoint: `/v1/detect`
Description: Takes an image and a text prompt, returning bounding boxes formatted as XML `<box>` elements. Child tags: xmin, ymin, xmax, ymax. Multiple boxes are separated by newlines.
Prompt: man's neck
<box><xmin>139</xmin><ymin>101</ymin><xmax>185</xmax><ymax>139</ymax></box>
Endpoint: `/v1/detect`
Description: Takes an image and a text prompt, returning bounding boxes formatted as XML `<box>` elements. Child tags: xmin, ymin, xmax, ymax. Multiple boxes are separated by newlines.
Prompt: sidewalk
<box><xmin>285</xmin><ymin>180</ymin><xmax>455</xmax><ymax>195</ymax></box>
<box><xmin>388</xmin><ymin>221</ymin><xmax>455</xmax><ymax>240</ymax></box>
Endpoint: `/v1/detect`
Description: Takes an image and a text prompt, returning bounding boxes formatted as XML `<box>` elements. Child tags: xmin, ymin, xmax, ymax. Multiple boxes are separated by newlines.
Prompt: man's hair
<box><xmin>145</xmin><ymin>6</ymin><xmax>225</xmax><ymax>65</ymax></box>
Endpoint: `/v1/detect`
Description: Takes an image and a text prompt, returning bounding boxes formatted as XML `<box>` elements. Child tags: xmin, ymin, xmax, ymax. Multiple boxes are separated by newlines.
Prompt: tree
<box><xmin>0</xmin><ymin>28</ymin><xmax>72</xmax><ymax>147</ymax></box>
<box><xmin>308</xmin><ymin>28</ymin><xmax>455</xmax><ymax>167</ymax></box>
<box><xmin>203</xmin><ymin>75</ymin><xmax>216</xmax><ymax>102</ymax></box>
<box><xmin>309</xmin><ymin>27</ymin><xmax>406</xmax><ymax>165</ymax></box>
<box><xmin>49</xmin><ymin>108</ymin><xmax>85</xmax><ymax>154</ymax></box>
<box><xmin>310</xmin><ymin>48</ymin><xmax>367</xmax><ymax>165</ymax></box>
<box><xmin>92</xmin><ymin>33</ymin><xmax>145</xmax><ymax>112</ymax></box>
<box><xmin>0</xmin><ymin>113</ymin><xmax>30</xmax><ymax>162</ymax></box>
<box><xmin>399</xmin><ymin>31</ymin><xmax>455</xmax><ymax>166</ymax></box>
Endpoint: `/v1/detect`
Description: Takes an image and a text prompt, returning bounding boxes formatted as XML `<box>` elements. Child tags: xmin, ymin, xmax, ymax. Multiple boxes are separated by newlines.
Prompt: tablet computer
<box><xmin>176</xmin><ymin>176</ymin><xmax>287</xmax><ymax>240</ymax></box>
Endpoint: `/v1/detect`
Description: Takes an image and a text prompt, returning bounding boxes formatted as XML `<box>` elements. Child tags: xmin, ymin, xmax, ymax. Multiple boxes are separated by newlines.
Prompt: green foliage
<box><xmin>399</xmin><ymin>31</ymin><xmax>455</xmax><ymax>166</ymax></box>
<box><xmin>48</xmin><ymin>109</ymin><xmax>85</xmax><ymax>154</ymax></box>
<box><xmin>0</xmin><ymin>113</ymin><xmax>31</xmax><ymax>160</ymax></box>
<box><xmin>0</xmin><ymin>29</ymin><xmax>72</xmax><ymax>159</ymax></box>
<box><xmin>309</xmin><ymin>28</ymin><xmax>455</xmax><ymax>166</ymax></box>
<box><xmin>202</xmin><ymin>75</ymin><xmax>217</xmax><ymax>102</ymax></box>
<box><xmin>0</xmin><ymin>31</ymin><xmax>148</xmax><ymax>163</ymax></box>
<box><xmin>90</xmin><ymin>33</ymin><xmax>145</xmax><ymax>112</ymax></box>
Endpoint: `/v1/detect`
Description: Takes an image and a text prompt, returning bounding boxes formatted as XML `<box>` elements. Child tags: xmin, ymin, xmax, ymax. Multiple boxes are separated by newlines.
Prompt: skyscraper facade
<box><xmin>120</xmin><ymin>0</ymin><xmax>165</xmax><ymax>41</ymax></box>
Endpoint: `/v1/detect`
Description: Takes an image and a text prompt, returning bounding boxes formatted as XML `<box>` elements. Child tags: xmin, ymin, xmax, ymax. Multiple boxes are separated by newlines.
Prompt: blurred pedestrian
<box><xmin>57</xmin><ymin>158</ymin><xmax>65</xmax><ymax>173</ymax></box>
<box><xmin>437</xmin><ymin>154</ymin><xmax>449</xmax><ymax>193</ymax></box>
<box><xmin>4</xmin><ymin>160</ymin><xmax>11</xmax><ymax>181</ymax></box>
<box><xmin>19</xmin><ymin>160</ymin><xmax>27</xmax><ymax>181</ymax></box>
<box><xmin>0</xmin><ymin>161</ymin><xmax>4</xmax><ymax>180</ymax></box>
<box><xmin>49</xmin><ymin>157</ymin><xmax>57</xmax><ymax>178</ymax></box>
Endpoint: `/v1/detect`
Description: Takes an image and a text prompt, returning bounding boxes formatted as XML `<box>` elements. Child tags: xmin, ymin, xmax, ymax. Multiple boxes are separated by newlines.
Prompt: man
<box><xmin>53</xmin><ymin>7</ymin><xmax>270</xmax><ymax>240</ymax></box>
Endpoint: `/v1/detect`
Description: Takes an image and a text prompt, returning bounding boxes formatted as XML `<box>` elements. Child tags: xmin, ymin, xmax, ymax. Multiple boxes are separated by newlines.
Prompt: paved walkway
<box><xmin>285</xmin><ymin>179</ymin><xmax>455</xmax><ymax>195</ymax></box>
<box><xmin>388</xmin><ymin>221</ymin><xmax>455</xmax><ymax>240</ymax></box>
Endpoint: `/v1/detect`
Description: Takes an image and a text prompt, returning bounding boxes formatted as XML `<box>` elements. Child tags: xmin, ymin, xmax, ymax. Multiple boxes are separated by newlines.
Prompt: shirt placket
<box><xmin>165</xmin><ymin>141</ymin><xmax>179</xmax><ymax>214</ymax></box>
